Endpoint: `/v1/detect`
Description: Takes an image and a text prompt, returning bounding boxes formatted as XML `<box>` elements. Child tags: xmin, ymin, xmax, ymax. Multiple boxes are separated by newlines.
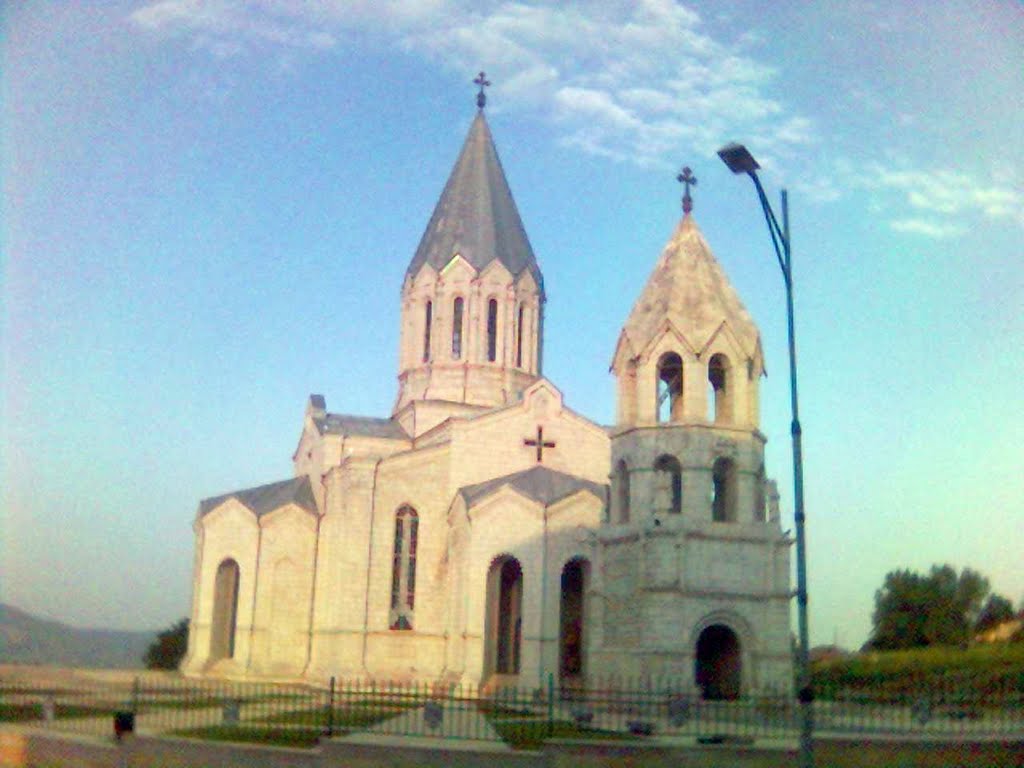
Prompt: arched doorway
<box><xmin>209</xmin><ymin>558</ymin><xmax>240</xmax><ymax>662</ymax></box>
<box><xmin>695</xmin><ymin>624</ymin><xmax>741</xmax><ymax>700</ymax></box>
<box><xmin>559</xmin><ymin>559</ymin><xmax>589</xmax><ymax>684</ymax></box>
<box><xmin>485</xmin><ymin>556</ymin><xmax>523</xmax><ymax>677</ymax></box>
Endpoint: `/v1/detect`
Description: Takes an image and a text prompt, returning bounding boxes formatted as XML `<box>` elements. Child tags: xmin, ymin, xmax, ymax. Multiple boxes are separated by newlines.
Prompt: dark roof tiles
<box><xmin>199</xmin><ymin>476</ymin><xmax>317</xmax><ymax>518</ymax></box>
<box><xmin>315</xmin><ymin>414</ymin><xmax>409</xmax><ymax>440</ymax></box>
<box><xmin>460</xmin><ymin>465</ymin><xmax>606</xmax><ymax>508</ymax></box>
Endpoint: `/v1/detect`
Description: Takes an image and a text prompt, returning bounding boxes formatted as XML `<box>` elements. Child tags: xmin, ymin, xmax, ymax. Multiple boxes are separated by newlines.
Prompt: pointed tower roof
<box><xmin>617</xmin><ymin>214</ymin><xmax>762</xmax><ymax>369</ymax></box>
<box><xmin>406</xmin><ymin>112</ymin><xmax>543</xmax><ymax>290</ymax></box>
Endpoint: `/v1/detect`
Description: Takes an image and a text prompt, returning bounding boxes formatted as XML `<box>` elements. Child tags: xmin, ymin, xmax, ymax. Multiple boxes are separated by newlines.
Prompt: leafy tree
<box><xmin>975</xmin><ymin>594</ymin><xmax>1016</xmax><ymax>633</ymax></box>
<box><xmin>144</xmin><ymin>618</ymin><xmax>189</xmax><ymax>669</ymax></box>
<box><xmin>868</xmin><ymin>565</ymin><xmax>989</xmax><ymax>650</ymax></box>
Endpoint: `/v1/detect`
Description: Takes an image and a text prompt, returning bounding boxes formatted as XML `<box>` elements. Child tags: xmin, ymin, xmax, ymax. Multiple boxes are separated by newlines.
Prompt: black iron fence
<box><xmin>1</xmin><ymin>673</ymin><xmax>1021</xmax><ymax>748</ymax></box>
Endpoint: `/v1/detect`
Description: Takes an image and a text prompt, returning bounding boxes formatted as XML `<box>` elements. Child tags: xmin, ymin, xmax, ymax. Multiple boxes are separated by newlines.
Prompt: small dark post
<box><xmin>326</xmin><ymin>676</ymin><xmax>336</xmax><ymax>737</ymax></box>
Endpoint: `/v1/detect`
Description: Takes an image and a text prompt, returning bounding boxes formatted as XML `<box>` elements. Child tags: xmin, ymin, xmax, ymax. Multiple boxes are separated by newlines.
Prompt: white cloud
<box><xmin>125</xmin><ymin>1</ymin><xmax>1021</xmax><ymax>234</ymax></box>
<box><xmin>859</xmin><ymin>163</ymin><xmax>1024</xmax><ymax>235</ymax></box>
<box><xmin>889</xmin><ymin>219</ymin><xmax>967</xmax><ymax>239</ymax></box>
<box><xmin>127</xmin><ymin>0</ymin><xmax>811</xmax><ymax>166</ymax></box>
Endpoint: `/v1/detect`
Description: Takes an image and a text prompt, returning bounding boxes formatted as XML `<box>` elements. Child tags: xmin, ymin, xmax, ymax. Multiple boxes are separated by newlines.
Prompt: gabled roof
<box><xmin>199</xmin><ymin>476</ymin><xmax>317</xmax><ymax>518</ymax></box>
<box><xmin>406</xmin><ymin>112</ymin><xmax>543</xmax><ymax>290</ymax></box>
<box><xmin>315</xmin><ymin>413</ymin><xmax>409</xmax><ymax>440</ymax></box>
<box><xmin>459</xmin><ymin>465</ymin><xmax>606</xmax><ymax>509</ymax></box>
<box><xmin>617</xmin><ymin>214</ymin><xmax>762</xmax><ymax>369</ymax></box>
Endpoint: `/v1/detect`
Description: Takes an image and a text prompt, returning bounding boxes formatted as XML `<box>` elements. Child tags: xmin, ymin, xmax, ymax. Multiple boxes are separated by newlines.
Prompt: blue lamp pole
<box><xmin>718</xmin><ymin>143</ymin><xmax>813</xmax><ymax>768</ymax></box>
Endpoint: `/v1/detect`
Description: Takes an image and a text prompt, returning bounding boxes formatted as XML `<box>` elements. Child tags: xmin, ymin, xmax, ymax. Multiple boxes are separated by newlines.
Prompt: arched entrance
<box><xmin>559</xmin><ymin>558</ymin><xmax>589</xmax><ymax>683</ymax></box>
<box><xmin>485</xmin><ymin>556</ymin><xmax>523</xmax><ymax>677</ymax></box>
<box><xmin>209</xmin><ymin>558</ymin><xmax>240</xmax><ymax>662</ymax></box>
<box><xmin>695</xmin><ymin>624</ymin><xmax>741</xmax><ymax>700</ymax></box>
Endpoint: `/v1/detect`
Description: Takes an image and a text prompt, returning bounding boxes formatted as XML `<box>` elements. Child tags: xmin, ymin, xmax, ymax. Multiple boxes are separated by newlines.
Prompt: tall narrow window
<box><xmin>451</xmin><ymin>298</ymin><xmax>464</xmax><ymax>359</ymax></box>
<box><xmin>753</xmin><ymin>464</ymin><xmax>767</xmax><ymax>522</ymax></box>
<box><xmin>708</xmin><ymin>353</ymin><xmax>731</xmax><ymax>423</ymax></box>
<box><xmin>390</xmin><ymin>506</ymin><xmax>419</xmax><ymax>630</ymax></box>
<box><xmin>516</xmin><ymin>304</ymin><xmax>525</xmax><ymax>367</ymax></box>
<box><xmin>657</xmin><ymin>352</ymin><xmax>684</xmax><ymax>423</ymax></box>
<box><xmin>711</xmin><ymin>458</ymin><xmax>736</xmax><ymax>522</ymax></box>
<box><xmin>210</xmin><ymin>558</ymin><xmax>239</xmax><ymax>661</ymax></box>
<box><xmin>487</xmin><ymin>299</ymin><xmax>498</xmax><ymax>362</ymax></box>
<box><xmin>654</xmin><ymin>455</ymin><xmax>683</xmax><ymax>515</ymax></box>
<box><xmin>614</xmin><ymin>460</ymin><xmax>630</xmax><ymax>523</ymax></box>
<box><xmin>422</xmin><ymin>301</ymin><xmax>432</xmax><ymax>362</ymax></box>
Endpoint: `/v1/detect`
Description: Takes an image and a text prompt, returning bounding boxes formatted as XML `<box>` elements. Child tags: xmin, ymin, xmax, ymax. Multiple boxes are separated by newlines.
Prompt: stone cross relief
<box><xmin>524</xmin><ymin>425</ymin><xmax>556</xmax><ymax>463</ymax></box>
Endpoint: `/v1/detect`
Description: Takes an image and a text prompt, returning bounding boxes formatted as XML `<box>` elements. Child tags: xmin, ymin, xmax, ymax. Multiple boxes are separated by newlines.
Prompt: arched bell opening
<box><xmin>656</xmin><ymin>352</ymin><xmax>684</xmax><ymax>423</ymax></box>
<box><xmin>707</xmin><ymin>353</ymin><xmax>732</xmax><ymax>424</ymax></box>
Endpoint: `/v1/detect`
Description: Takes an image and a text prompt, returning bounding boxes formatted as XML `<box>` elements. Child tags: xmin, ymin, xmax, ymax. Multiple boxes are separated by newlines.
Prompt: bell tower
<box><xmin>394</xmin><ymin>75</ymin><xmax>544</xmax><ymax>435</ymax></box>
<box><xmin>590</xmin><ymin>170</ymin><xmax>793</xmax><ymax>697</ymax></box>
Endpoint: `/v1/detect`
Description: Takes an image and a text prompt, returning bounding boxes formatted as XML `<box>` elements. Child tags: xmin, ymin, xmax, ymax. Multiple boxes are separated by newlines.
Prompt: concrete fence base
<box><xmin>2</xmin><ymin>727</ymin><xmax>1021</xmax><ymax>768</ymax></box>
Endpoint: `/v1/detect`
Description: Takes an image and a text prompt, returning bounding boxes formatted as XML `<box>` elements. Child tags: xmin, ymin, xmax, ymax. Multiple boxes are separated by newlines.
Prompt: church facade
<box><xmin>180</xmin><ymin>99</ymin><xmax>793</xmax><ymax>698</ymax></box>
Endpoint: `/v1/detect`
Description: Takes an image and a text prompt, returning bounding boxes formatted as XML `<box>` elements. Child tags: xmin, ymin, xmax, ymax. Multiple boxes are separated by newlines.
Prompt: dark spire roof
<box><xmin>406</xmin><ymin>112</ymin><xmax>542</xmax><ymax>289</ymax></box>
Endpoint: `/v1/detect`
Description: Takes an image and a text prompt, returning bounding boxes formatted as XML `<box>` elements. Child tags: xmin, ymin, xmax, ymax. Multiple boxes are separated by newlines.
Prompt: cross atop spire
<box><xmin>677</xmin><ymin>166</ymin><xmax>697</xmax><ymax>214</ymax></box>
<box><xmin>474</xmin><ymin>71</ymin><xmax>491</xmax><ymax>110</ymax></box>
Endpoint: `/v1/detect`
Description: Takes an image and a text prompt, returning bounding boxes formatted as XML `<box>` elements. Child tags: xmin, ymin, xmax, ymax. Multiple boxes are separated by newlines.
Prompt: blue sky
<box><xmin>2</xmin><ymin>1</ymin><xmax>1022</xmax><ymax>650</ymax></box>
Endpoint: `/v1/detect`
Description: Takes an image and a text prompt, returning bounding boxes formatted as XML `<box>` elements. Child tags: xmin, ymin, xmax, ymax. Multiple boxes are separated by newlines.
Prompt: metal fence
<box><xmin>2</xmin><ymin>673</ymin><xmax>1021</xmax><ymax>747</ymax></box>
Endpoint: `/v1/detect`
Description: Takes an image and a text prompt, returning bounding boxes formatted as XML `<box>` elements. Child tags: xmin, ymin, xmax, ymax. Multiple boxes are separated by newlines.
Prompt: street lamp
<box><xmin>718</xmin><ymin>142</ymin><xmax>814</xmax><ymax>768</ymax></box>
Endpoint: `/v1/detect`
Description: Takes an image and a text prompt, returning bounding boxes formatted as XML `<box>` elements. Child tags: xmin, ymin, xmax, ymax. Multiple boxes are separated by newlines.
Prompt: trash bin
<box><xmin>113</xmin><ymin>711</ymin><xmax>134</xmax><ymax>740</ymax></box>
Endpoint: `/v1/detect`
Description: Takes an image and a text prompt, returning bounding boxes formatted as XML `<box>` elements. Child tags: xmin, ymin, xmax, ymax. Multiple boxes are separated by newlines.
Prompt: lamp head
<box><xmin>717</xmin><ymin>143</ymin><xmax>760</xmax><ymax>175</ymax></box>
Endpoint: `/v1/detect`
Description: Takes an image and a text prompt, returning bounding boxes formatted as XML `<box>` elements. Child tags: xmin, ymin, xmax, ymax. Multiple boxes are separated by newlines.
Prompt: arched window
<box><xmin>614</xmin><ymin>460</ymin><xmax>631</xmax><ymax>523</ymax></box>
<box><xmin>711</xmin><ymin>457</ymin><xmax>737</xmax><ymax>522</ymax></box>
<box><xmin>657</xmin><ymin>352</ymin><xmax>684</xmax><ymax>422</ymax></box>
<box><xmin>451</xmin><ymin>298</ymin><xmax>464</xmax><ymax>359</ymax></box>
<box><xmin>422</xmin><ymin>301</ymin><xmax>432</xmax><ymax>362</ymax></box>
<box><xmin>516</xmin><ymin>303</ymin><xmax>525</xmax><ymax>367</ymax></box>
<box><xmin>654</xmin><ymin>455</ymin><xmax>683</xmax><ymax>515</ymax></box>
<box><xmin>487</xmin><ymin>298</ymin><xmax>498</xmax><ymax>362</ymax></box>
<box><xmin>390</xmin><ymin>506</ymin><xmax>419</xmax><ymax>630</ymax></box>
<box><xmin>210</xmin><ymin>558</ymin><xmax>240</xmax><ymax>661</ymax></box>
<box><xmin>708</xmin><ymin>353</ymin><xmax>731</xmax><ymax>423</ymax></box>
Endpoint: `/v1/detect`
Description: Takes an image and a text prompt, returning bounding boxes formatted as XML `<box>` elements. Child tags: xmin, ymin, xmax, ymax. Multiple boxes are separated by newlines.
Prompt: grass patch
<box><xmin>813</xmin><ymin>644</ymin><xmax>1024</xmax><ymax>702</ymax></box>
<box><xmin>491</xmin><ymin>719</ymin><xmax>638</xmax><ymax>751</ymax></box>
<box><xmin>259</xmin><ymin>704</ymin><xmax>413</xmax><ymax>728</ymax></box>
<box><xmin>172</xmin><ymin>725</ymin><xmax>323</xmax><ymax>748</ymax></box>
<box><xmin>0</xmin><ymin>702</ymin><xmax>117</xmax><ymax>721</ymax></box>
<box><xmin>0</xmin><ymin>703</ymin><xmax>44</xmax><ymax>722</ymax></box>
<box><xmin>477</xmin><ymin>701</ymin><xmax>538</xmax><ymax>719</ymax></box>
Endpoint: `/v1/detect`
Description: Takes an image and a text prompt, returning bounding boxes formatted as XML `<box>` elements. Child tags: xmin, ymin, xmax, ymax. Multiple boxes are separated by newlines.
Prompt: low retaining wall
<box><xmin>542</xmin><ymin>739</ymin><xmax>797</xmax><ymax>768</ymax></box>
<box><xmin>2</xmin><ymin>727</ymin><xmax>1022</xmax><ymax>768</ymax></box>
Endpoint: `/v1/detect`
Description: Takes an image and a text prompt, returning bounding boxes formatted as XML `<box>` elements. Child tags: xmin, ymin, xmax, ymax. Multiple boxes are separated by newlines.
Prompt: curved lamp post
<box><xmin>718</xmin><ymin>143</ymin><xmax>813</xmax><ymax>768</ymax></box>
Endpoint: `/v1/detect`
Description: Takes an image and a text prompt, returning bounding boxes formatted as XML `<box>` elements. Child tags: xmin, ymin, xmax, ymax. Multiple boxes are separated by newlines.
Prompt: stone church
<box><xmin>181</xmin><ymin>93</ymin><xmax>793</xmax><ymax>699</ymax></box>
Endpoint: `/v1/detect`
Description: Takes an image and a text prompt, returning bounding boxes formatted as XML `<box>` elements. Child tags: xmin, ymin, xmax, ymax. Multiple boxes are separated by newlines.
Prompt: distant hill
<box><xmin>0</xmin><ymin>603</ymin><xmax>156</xmax><ymax>669</ymax></box>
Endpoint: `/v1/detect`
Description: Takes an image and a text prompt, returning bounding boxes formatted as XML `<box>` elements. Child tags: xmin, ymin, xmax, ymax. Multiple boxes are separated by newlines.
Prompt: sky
<box><xmin>2</xmin><ymin>1</ymin><xmax>1022</xmax><ymax>651</ymax></box>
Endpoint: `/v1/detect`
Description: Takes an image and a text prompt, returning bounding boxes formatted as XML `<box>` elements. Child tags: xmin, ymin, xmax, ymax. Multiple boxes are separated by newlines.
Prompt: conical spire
<box><xmin>406</xmin><ymin>112</ymin><xmax>543</xmax><ymax>291</ymax></box>
<box><xmin>617</xmin><ymin>214</ymin><xmax>762</xmax><ymax>369</ymax></box>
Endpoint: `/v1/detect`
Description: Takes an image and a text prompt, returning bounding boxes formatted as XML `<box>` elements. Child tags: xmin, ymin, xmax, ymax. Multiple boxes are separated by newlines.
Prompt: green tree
<box><xmin>144</xmin><ymin>618</ymin><xmax>189</xmax><ymax>669</ymax></box>
<box><xmin>975</xmin><ymin>594</ymin><xmax>1016</xmax><ymax>633</ymax></box>
<box><xmin>868</xmin><ymin>565</ymin><xmax>989</xmax><ymax>650</ymax></box>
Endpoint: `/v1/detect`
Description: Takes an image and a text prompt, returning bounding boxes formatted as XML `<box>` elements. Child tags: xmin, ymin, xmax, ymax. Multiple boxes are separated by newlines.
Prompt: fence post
<box><xmin>547</xmin><ymin>672</ymin><xmax>554</xmax><ymax>738</ymax></box>
<box><xmin>325</xmin><ymin>677</ymin><xmax>335</xmax><ymax>738</ymax></box>
<box><xmin>131</xmin><ymin>677</ymin><xmax>140</xmax><ymax>714</ymax></box>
